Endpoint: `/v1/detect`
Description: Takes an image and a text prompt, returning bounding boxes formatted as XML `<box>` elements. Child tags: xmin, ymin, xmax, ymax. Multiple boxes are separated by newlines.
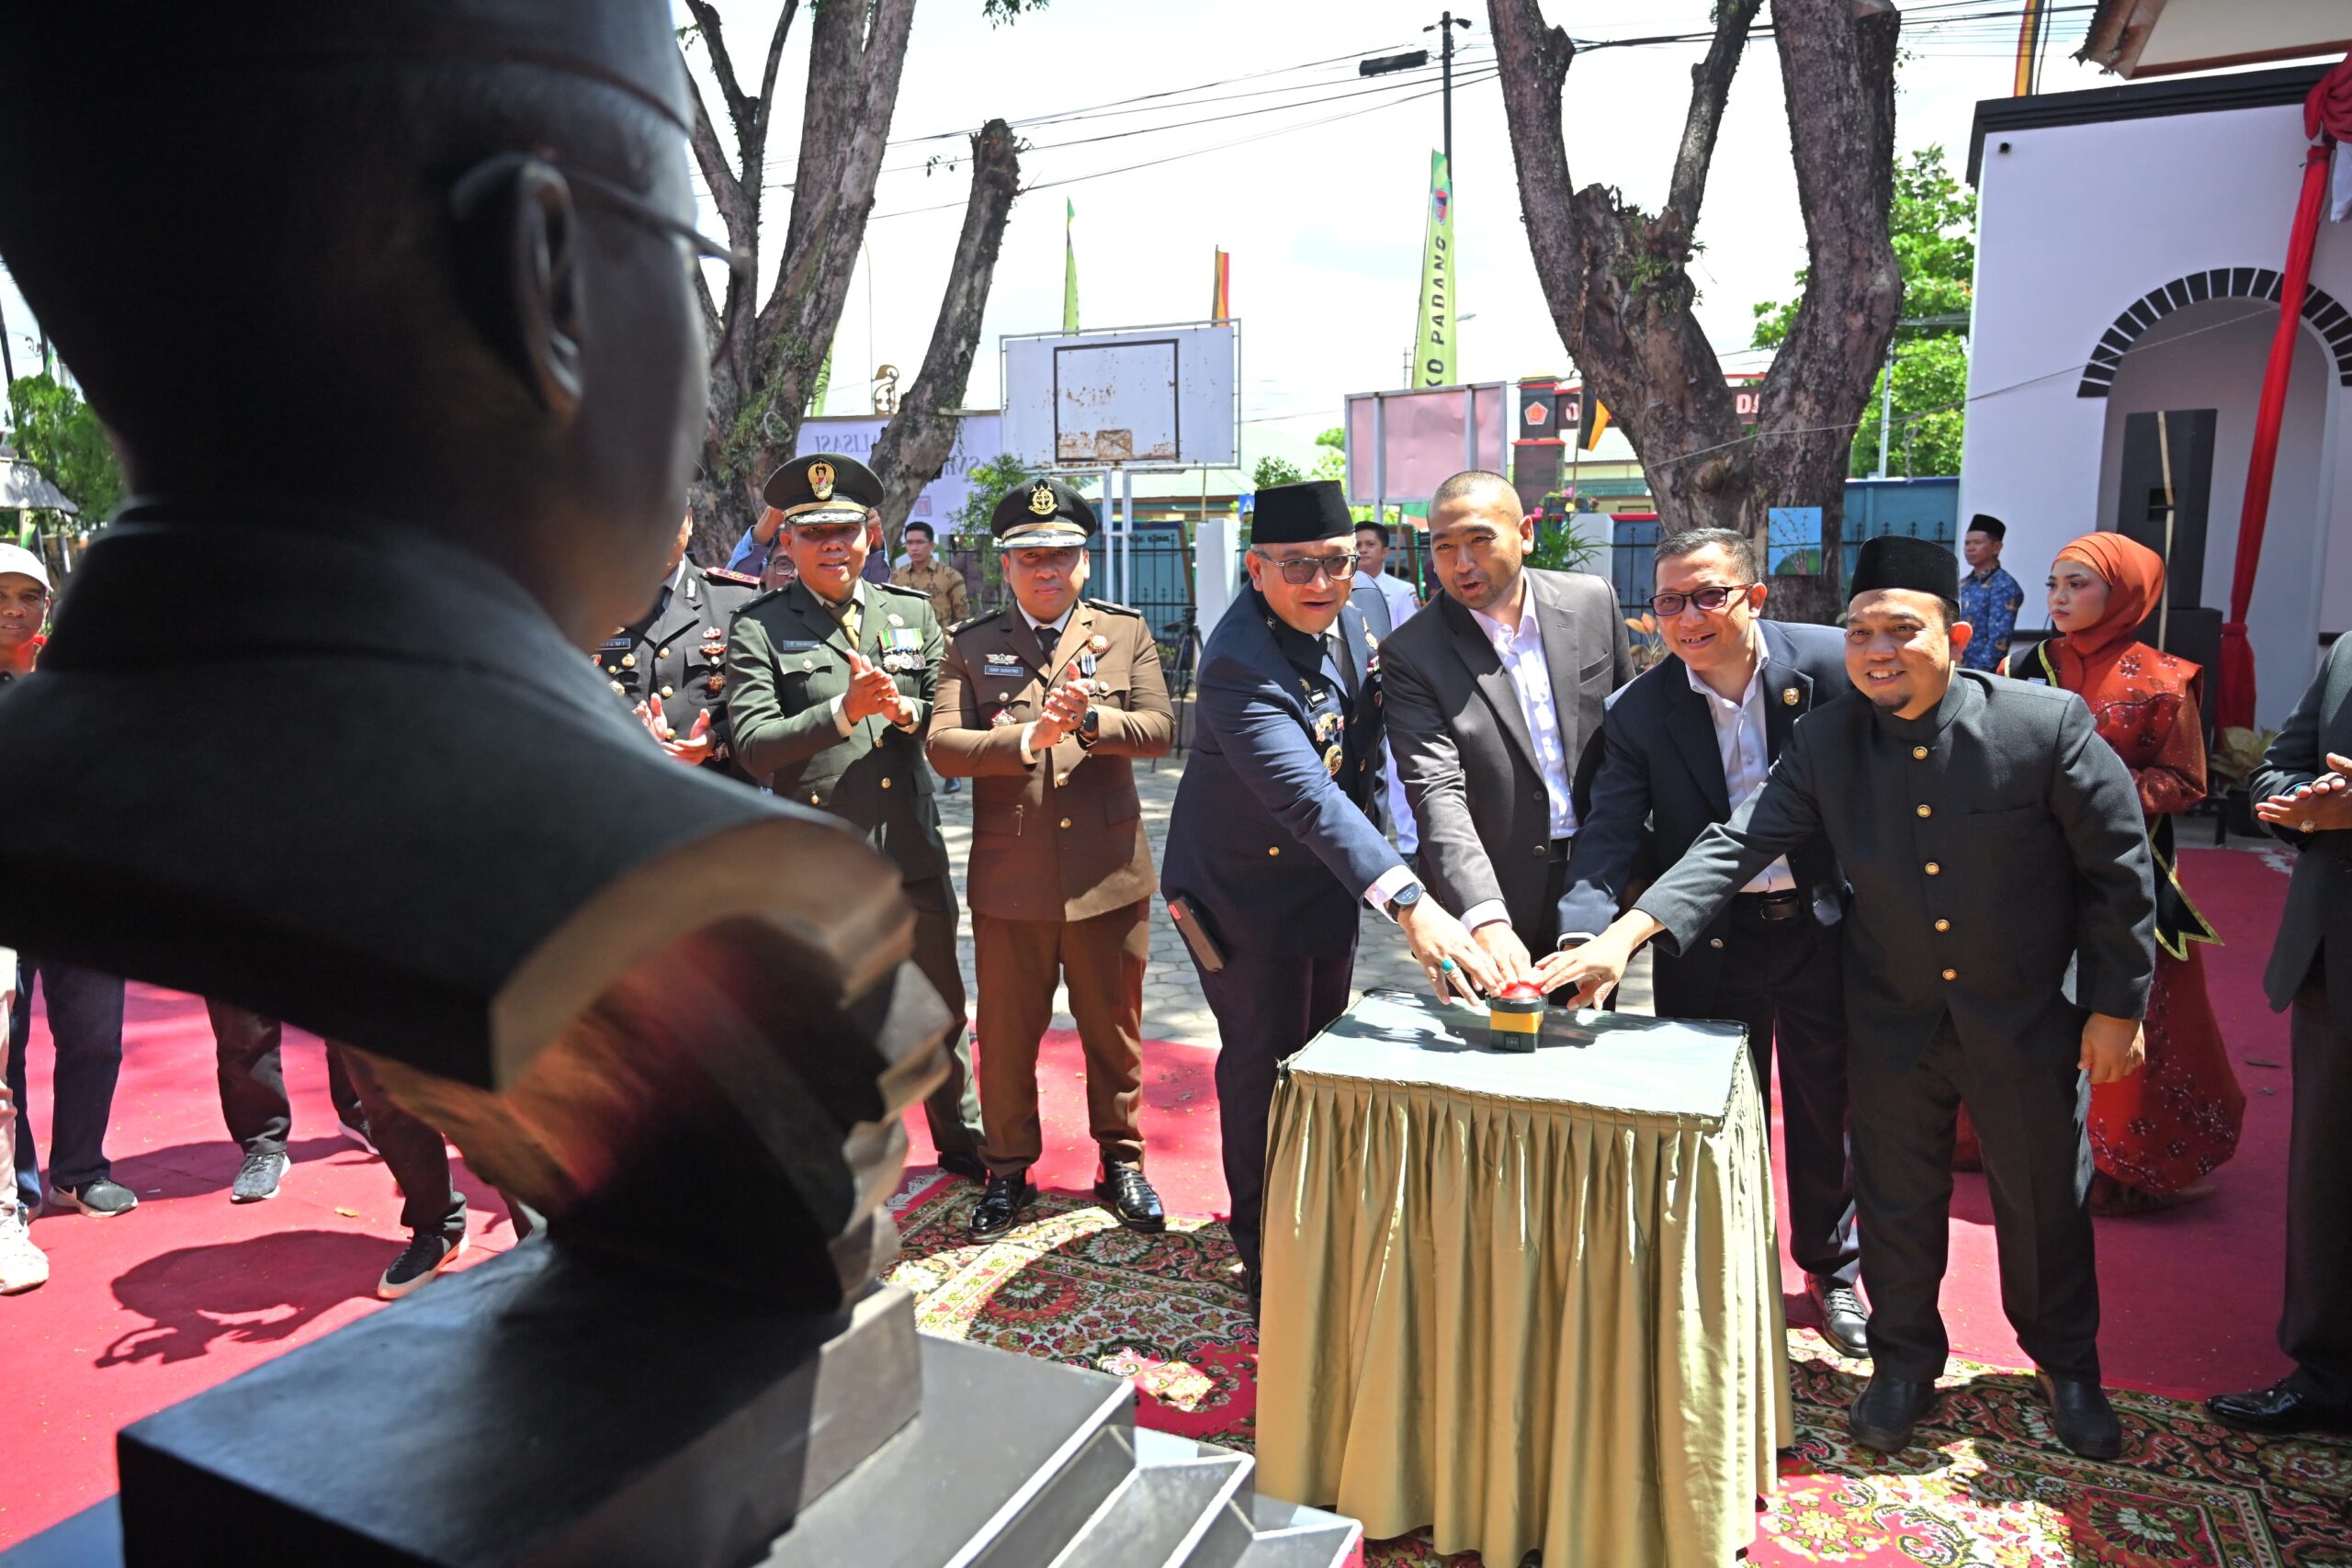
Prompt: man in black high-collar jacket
<box><xmin>1555</xmin><ymin>527</ymin><xmax>1864</xmax><ymax>1359</ymax></box>
<box><xmin>1542</xmin><ymin>536</ymin><xmax>2155</xmax><ymax>1463</ymax></box>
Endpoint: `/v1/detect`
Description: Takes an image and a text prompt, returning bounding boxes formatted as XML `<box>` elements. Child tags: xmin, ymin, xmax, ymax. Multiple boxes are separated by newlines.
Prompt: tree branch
<box><xmin>1665</xmin><ymin>0</ymin><xmax>1762</xmax><ymax>231</ymax></box>
<box><xmin>870</xmin><ymin>120</ymin><xmax>1023</xmax><ymax>540</ymax></box>
<box><xmin>753</xmin><ymin>0</ymin><xmax>801</xmax><ymax>141</ymax></box>
<box><xmin>682</xmin><ymin>0</ymin><xmax>755</xmax><ymax>139</ymax></box>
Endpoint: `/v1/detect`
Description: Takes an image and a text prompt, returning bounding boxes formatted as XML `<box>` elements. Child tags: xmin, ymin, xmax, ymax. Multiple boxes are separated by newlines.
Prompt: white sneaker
<box><xmin>0</xmin><ymin>1211</ymin><xmax>49</xmax><ymax>1294</ymax></box>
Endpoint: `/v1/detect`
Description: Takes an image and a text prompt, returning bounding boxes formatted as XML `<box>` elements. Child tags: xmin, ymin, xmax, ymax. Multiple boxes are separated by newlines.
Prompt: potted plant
<box><xmin>2210</xmin><ymin>725</ymin><xmax>2278</xmax><ymax>838</ymax></box>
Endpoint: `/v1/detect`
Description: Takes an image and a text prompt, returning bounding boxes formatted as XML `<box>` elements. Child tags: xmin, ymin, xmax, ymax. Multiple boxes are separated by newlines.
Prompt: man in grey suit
<box><xmin>1540</xmin><ymin>536</ymin><xmax>2155</xmax><ymax>1461</ymax></box>
<box><xmin>2208</xmin><ymin>633</ymin><xmax>2352</xmax><ymax>1435</ymax></box>
<box><xmin>1556</xmin><ymin>527</ymin><xmax>1865</xmax><ymax>1359</ymax></box>
<box><xmin>1379</xmin><ymin>470</ymin><xmax>1633</xmax><ymax>980</ymax></box>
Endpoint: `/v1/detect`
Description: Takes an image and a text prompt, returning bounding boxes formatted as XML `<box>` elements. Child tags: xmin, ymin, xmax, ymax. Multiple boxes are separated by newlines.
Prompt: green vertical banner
<box><xmin>1413</xmin><ymin>151</ymin><xmax>1455</xmax><ymax>388</ymax></box>
<box><xmin>1062</xmin><ymin>199</ymin><xmax>1080</xmax><ymax>333</ymax></box>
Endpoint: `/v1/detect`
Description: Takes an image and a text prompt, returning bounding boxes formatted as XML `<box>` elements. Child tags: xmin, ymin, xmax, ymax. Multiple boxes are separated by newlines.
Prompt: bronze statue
<box><xmin>0</xmin><ymin>5</ymin><xmax>941</xmax><ymax>1306</ymax></box>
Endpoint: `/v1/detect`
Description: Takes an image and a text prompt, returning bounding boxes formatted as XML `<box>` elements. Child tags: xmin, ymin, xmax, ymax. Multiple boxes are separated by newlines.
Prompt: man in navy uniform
<box><xmin>1542</xmin><ymin>535</ymin><xmax>2154</xmax><ymax>1461</ymax></box>
<box><xmin>600</xmin><ymin>511</ymin><xmax>763</xmax><ymax>780</ymax></box>
<box><xmin>725</xmin><ymin>454</ymin><xmax>986</xmax><ymax>1180</ymax></box>
<box><xmin>1555</xmin><ymin>527</ymin><xmax>1866</xmax><ymax>1359</ymax></box>
<box><xmin>1161</xmin><ymin>479</ymin><xmax>1500</xmax><ymax>1301</ymax></box>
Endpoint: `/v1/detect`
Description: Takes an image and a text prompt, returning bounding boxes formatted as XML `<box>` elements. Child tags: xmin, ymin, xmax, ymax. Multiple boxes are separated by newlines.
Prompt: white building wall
<box><xmin>1962</xmin><ymin>97</ymin><xmax>2352</xmax><ymax>724</ymax></box>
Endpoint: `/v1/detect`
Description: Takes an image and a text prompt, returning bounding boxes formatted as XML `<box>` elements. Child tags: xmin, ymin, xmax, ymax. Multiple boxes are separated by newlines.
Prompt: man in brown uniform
<box><xmin>928</xmin><ymin>479</ymin><xmax>1174</xmax><ymax>1237</ymax></box>
<box><xmin>891</xmin><ymin>521</ymin><xmax>967</xmax><ymax>627</ymax></box>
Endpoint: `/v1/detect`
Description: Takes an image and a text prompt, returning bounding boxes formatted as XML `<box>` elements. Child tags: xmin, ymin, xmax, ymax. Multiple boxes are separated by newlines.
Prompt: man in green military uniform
<box><xmin>598</xmin><ymin>512</ymin><xmax>763</xmax><ymax>782</ymax></box>
<box><xmin>725</xmin><ymin>454</ymin><xmax>986</xmax><ymax>1179</ymax></box>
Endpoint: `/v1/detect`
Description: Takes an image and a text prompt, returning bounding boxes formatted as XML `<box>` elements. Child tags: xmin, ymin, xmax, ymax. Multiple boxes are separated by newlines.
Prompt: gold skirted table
<box><xmin>1253</xmin><ymin>990</ymin><xmax>1791</xmax><ymax>1567</ymax></box>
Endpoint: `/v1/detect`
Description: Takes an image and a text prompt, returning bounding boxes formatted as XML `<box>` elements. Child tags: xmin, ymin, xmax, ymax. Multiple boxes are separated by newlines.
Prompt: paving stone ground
<box><xmin>932</xmin><ymin>750</ymin><xmax>1653</xmax><ymax>1048</ymax></box>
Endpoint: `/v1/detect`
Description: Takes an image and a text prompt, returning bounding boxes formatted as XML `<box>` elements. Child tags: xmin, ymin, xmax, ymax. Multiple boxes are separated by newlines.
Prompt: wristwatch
<box><xmin>1384</xmin><ymin>882</ymin><xmax>1424</xmax><ymax>920</ymax></box>
<box><xmin>1073</xmin><ymin>709</ymin><xmax>1101</xmax><ymax>750</ymax></box>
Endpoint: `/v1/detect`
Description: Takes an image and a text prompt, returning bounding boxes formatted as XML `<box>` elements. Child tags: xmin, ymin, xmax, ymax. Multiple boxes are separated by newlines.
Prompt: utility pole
<box><xmin>1426</xmin><ymin>11</ymin><xmax>1471</xmax><ymax>179</ymax></box>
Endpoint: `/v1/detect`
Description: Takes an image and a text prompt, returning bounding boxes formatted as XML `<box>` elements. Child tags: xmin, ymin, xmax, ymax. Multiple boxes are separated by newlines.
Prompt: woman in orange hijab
<box><xmin>2018</xmin><ymin>531</ymin><xmax>2243</xmax><ymax>1213</ymax></box>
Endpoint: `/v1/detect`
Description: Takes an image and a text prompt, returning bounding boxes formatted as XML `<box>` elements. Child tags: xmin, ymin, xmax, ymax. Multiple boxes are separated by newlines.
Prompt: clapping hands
<box><xmin>1030</xmin><ymin>677</ymin><xmax>1094</xmax><ymax>750</ymax></box>
<box><xmin>2255</xmin><ymin>751</ymin><xmax>2352</xmax><ymax>834</ymax></box>
<box><xmin>842</xmin><ymin>651</ymin><xmax>910</xmax><ymax>727</ymax></box>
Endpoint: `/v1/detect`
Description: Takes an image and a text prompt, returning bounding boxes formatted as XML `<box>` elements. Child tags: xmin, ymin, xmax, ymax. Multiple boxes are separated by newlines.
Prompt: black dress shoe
<box><xmin>1849</xmin><ymin>1373</ymin><xmax>1938</xmax><ymax>1454</ymax></box>
<box><xmin>1093</xmin><ymin>1162</ymin><xmax>1165</xmax><ymax>1234</ymax></box>
<box><xmin>968</xmin><ymin>1171</ymin><xmax>1033</xmax><ymax>1237</ymax></box>
<box><xmin>2207</xmin><ymin>1381</ymin><xmax>2352</xmax><ymax>1436</ymax></box>
<box><xmin>936</xmin><ymin>1151</ymin><xmax>989</xmax><ymax>1184</ymax></box>
<box><xmin>2038</xmin><ymin>1371</ymin><xmax>2122</xmax><ymax>1460</ymax></box>
<box><xmin>1806</xmin><ymin>1275</ymin><xmax>1871</xmax><ymax>1360</ymax></box>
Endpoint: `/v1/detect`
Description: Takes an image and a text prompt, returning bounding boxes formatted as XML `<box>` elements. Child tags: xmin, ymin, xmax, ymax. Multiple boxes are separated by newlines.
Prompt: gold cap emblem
<box><xmin>1027</xmin><ymin>481</ymin><xmax>1057</xmax><ymax>517</ymax></box>
<box><xmin>809</xmin><ymin>459</ymin><xmax>836</xmax><ymax>502</ymax></box>
<box><xmin>1781</xmin><ymin>686</ymin><xmax>1801</xmax><ymax>706</ymax></box>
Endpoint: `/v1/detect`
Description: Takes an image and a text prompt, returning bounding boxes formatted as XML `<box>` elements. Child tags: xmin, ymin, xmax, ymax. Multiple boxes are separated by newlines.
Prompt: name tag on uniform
<box><xmin>774</xmin><ymin>639</ymin><xmax>820</xmax><ymax>653</ymax></box>
<box><xmin>984</xmin><ymin>653</ymin><xmax>1026</xmax><ymax>675</ymax></box>
<box><xmin>596</xmin><ymin>636</ymin><xmax>633</xmax><ymax>652</ymax></box>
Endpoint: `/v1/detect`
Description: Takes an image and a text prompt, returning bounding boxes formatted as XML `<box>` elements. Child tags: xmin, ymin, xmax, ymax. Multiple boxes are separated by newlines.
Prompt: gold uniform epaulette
<box><xmin>1085</xmin><ymin>598</ymin><xmax>1143</xmax><ymax>618</ymax></box>
<box><xmin>949</xmin><ymin>607</ymin><xmax>1011</xmax><ymax>637</ymax></box>
<box><xmin>705</xmin><ymin>566</ymin><xmax>761</xmax><ymax>587</ymax></box>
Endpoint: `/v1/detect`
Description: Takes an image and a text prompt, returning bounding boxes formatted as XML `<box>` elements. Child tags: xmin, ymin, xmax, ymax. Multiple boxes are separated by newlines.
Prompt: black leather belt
<box><xmin>1732</xmin><ymin>890</ymin><xmax>1804</xmax><ymax>922</ymax></box>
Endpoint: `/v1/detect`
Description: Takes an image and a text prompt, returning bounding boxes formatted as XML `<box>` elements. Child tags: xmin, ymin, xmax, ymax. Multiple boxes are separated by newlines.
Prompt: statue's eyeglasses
<box><xmin>1252</xmin><ymin>550</ymin><xmax>1359</xmax><ymax>585</ymax></box>
<box><xmin>451</xmin><ymin>152</ymin><xmax>752</xmax><ymax>295</ymax></box>
<box><xmin>1649</xmin><ymin>583</ymin><xmax>1754</xmax><ymax>617</ymax></box>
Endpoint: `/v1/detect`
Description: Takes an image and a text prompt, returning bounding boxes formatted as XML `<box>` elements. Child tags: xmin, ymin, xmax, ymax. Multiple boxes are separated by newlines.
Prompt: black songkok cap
<box><xmin>1968</xmin><ymin>513</ymin><xmax>2007</xmax><ymax>541</ymax></box>
<box><xmin>1849</xmin><ymin>535</ymin><xmax>1960</xmax><ymax>603</ymax></box>
<box><xmin>1250</xmin><ymin>480</ymin><xmax>1352</xmax><ymax>546</ymax></box>
<box><xmin>989</xmin><ymin>478</ymin><xmax>1096</xmax><ymax>548</ymax></box>
<box><xmin>763</xmin><ymin>454</ymin><xmax>881</xmax><ymax>525</ymax></box>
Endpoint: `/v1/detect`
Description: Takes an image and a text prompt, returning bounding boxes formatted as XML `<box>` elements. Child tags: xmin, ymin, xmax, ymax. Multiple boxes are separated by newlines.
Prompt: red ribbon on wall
<box><xmin>2216</xmin><ymin>56</ymin><xmax>2352</xmax><ymax>730</ymax></box>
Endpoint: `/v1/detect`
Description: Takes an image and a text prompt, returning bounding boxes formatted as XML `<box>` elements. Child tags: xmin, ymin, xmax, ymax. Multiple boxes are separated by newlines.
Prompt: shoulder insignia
<box><xmin>875</xmin><ymin>581</ymin><xmax>931</xmax><ymax>602</ymax></box>
<box><xmin>1083</xmin><ymin>598</ymin><xmax>1144</xmax><ymax>618</ymax></box>
<box><xmin>705</xmin><ymin>566</ymin><xmax>761</xmax><ymax>587</ymax></box>
<box><xmin>949</xmin><ymin>607</ymin><xmax>1010</xmax><ymax>637</ymax></box>
<box><xmin>738</xmin><ymin>588</ymin><xmax>789</xmax><ymax>615</ymax></box>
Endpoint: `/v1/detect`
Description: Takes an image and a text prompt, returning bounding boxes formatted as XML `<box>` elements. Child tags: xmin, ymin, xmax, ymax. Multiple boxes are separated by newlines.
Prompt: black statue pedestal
<box><xmin>2</xmin><ymin>1242</ymin><xmax>1359</xmax><ymax>1568</ymax></box>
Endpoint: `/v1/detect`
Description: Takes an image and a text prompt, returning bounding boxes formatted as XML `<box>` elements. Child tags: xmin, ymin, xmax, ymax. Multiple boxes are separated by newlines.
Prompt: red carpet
<box><xmin>0</xmin><ymin>843</ymin><xmax>2319</xmax><ymax>1553</ymax></box>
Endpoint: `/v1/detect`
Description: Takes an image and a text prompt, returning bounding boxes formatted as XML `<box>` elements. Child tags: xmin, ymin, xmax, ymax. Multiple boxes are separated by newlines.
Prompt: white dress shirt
<box><xmin>1685</xmin><ymin>638</ymin><xmax>1797</xmax><ymax>894</ymax></box>
<box><xmin>1458</xmin><ymin>592</ymin><xmax>1577</xmax><ymax>932</ymax></box>
<box><xmin>1016</xmin><ymin>604</ymin><xmax>1076</xmax><ymax>764</ymax></box>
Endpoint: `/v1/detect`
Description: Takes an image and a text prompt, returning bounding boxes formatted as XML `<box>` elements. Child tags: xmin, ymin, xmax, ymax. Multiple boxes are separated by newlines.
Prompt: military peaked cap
<box><xmin>763</xmin><ymin>453</ymin><xmax>880</xmax><ymax>525</ymax></box>
<box><xmin>989</xmin><ymin>478</ymin><xmax>1095</xmax><ymax>549</ymax></box>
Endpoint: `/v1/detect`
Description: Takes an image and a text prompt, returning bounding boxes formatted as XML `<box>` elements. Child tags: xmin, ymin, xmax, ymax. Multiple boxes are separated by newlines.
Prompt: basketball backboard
<box><xmin>1001</xmin><ymin>321</ymin><xmax>1238</xmax><ymax>469</ymax></box>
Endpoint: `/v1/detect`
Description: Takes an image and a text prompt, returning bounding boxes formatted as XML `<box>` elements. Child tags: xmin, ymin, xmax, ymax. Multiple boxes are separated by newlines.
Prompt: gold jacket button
<box><xmin>881</xmin><ymin>777</ymin><xmax>893</xmax><ymax>789</ymax></box>
<box><xmin>1532</xmin><ymin>845</ymin><xmax>1547</xmax><ymax>858</ymax></box>
<box><xmin>1912</xmin><ymin>746</ymin><xmax>1928</xmax><ymax>761</ymax></box>
<box><xmin>1059</xmin><ymin>817</ymin><xmax>1073</xmax><ymax>829</ymax></box>
<box><xmin>1925</xmin><ymin>861</ymin><xmax>1941</xmax><ymax>875</ymax></box>
<box><xmin>620</xmin><ymin>653</ymin><xmax>635</xmax><ymax>669</ymax></box>
<box><xmin>808</xmin><ymin>795</ymin><xmax>820</xmax><ymax>805</ymax></box>
<box><xmin>661</xmin><ymin>685</ymin><xmax>673</xmax><ymax>698</ymax></box>
<box><xmin>658</xmin><ymin>648</ymin><xmax>670</xmax><ymax>660</ymax></box>
<box><xmin>1708</xmin><ymin>938</ymin><xmax>1724</xmax><ymax>950</ymax></box>
<box><xmin>1056</xmin><ymin>774</ymin><xmax>1069</xmax><ymax>787</ymax></box>
<box><xmin>609</xmin><ymin>681</ymin><xmax>624</xmax><ymax>694</ymax></box>
<box><xmin>1916</xmin><ymin>804</ymin><xmax>1932</xmax><ymax>818</ymax></box>
<box><xmin>1267</xmin><ymin>845</ymin><xmax>1281</xmax><ymax>857</ymax></box>
<box><xmin>1934</xmin><ymin>919</ymin><xmax>1951</xmax><ymax>932</ymax></box>
<box><xmin>1941</xmin><ymin>968</ymin><xmax>1958</xmax><ymax>981</ymax></box>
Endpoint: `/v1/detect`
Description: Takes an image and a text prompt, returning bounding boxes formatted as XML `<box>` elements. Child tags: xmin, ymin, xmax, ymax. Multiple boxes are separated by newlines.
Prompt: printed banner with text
<box><xmin>1413</xmin><ymin>151</ymin><xmax>1455</xmax><ymax>389</ymax></box>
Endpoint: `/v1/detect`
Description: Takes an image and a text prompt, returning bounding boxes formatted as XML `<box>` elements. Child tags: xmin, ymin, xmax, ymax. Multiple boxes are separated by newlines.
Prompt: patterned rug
<box><xmin>884</xmin><ymin>1177</ymin><xmax>2352</xmax><ymax>1568</ymax></box>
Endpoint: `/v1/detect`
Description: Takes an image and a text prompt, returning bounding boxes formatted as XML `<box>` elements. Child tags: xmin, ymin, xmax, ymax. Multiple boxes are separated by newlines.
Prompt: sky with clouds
<box><xmin>0</xmin><ymin>1</ymin><xmax>2117</xmax><ymax>477</ymax></box>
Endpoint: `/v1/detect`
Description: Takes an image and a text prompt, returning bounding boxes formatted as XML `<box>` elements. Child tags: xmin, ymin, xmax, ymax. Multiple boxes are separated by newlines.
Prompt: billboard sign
<box><xmin>1342</xmin><ymin>383</ymin><xmax>1510</xmax><ymax>507</ymax></box>
<box><xmin>1001</xmin><ymin>321</ymin><xmax>1238</xmax><ymax>469</ymax></box>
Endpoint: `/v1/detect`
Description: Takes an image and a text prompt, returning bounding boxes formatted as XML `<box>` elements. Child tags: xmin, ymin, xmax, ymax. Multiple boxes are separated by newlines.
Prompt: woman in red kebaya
<box><xmin>2016</xmin><ymin>531</ymin><xmax>2243</xmax><ymax>1213</ymax></box>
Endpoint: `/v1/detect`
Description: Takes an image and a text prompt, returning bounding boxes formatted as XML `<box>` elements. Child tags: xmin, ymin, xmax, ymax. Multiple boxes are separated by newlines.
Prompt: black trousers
<box><xmin>1653</xmin><ymin>902</ymin><xmax>1859</xmax><ymax>1286</ymax></box>
<box><xmin>1195</xmin><ymin>940</ymin><xmax>1355</xmax><ymax>1278</ymax></box>
<box><xmin>6</xmin><ymin>956</ymin><xmax>126</xmax><ymax>1202</ymax></box>
<box><xmin>904</xmin><ymin>873</ymin><xmax>983</xmax><ymax>1158</ymax></box>
<box><xmin>2282</xmin><ymin>973</ymin><xmax>2352</xmax><ymax>1405</ymax></box>
<box><xmin>330</xmin><ymin>1044</ymin><xmax>466</xmax><ymax>1242</ymax></box>
<box><xmin>1849</xmin><ymin>1015</ymin><xmax>2099</xmax><ymax>1382</ymax></box>
<box><xmin>207</xmin><ymin>998</ymin><xmax>368</xmax><ymax>1156</ymax></box>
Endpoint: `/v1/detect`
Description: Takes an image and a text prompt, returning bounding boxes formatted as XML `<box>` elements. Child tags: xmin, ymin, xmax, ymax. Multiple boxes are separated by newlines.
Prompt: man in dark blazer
<box><xmin>1161</xmin><ymin>479</ymin><xmax>1499</xmax><ymax>1297</ymax></box>
<box><xmin>2209</xmin><ymin>633</ymin><xmax>2352</xmax><ymax>1435</ymax></box>
<box><xmin>1541</xmin><ymin>536</ymin><xmax>2155</xmax><ymax>1462</ymax></box>
<box><xmin>1555</xmin><ymin>526</ymin><xmax>1865</xmax><ymax>1358</ymax></box>
<box><xmin>725</xmin><ymin>454</ymin><xmax>985</xmax><ymax>1179</ymax></box>
<box><xmin>1380</xmin><ymin>470</ymin><xmax>1633</xmax><ymax>978</ymax></box>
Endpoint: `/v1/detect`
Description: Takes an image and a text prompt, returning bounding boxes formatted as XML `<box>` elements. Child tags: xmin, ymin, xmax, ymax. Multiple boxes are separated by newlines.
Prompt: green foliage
<box><xmin>1251</xmin><ymin>455</ymin><xmax>1305</xmax><ymax>491</ymax></box>
<box><xmin>6</xmin><ymin>373</ymin><xmax>122</xmax><ymax>535</ymax></box>
<box><xmin>1752</xmin><ymin>145</ymin><xmax>1975</xmax><ymax>477</ymax></box>
<box><xmin>1311</xmin><ymin>426</ymin><xmax>1346</xmax><ymax>483</ymax></box>
<box><xmin>981</xmin><ymin>0</ymin><xmax>1048</xmax><ymax>22</ymax></box>
<box><xmin>1526</xmin><ymin>512</ymin><xmax>1600</xmax><ymax>574</ymax></box>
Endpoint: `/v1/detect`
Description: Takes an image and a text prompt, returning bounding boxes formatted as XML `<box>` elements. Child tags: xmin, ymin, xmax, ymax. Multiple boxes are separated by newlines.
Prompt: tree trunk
<box><xmin>683</xmin><ymin>0</ymin><xmax>919</xmax><ymax>566</ymax></box>
<box><xmin>1487</xmin><ymin>0</ymin><xmax>1901</xmax><ymax>622</ymax></box>
<box><xmin>870</xmin><ymin>120</ymin><xmax>1022</xmax><ymax>547</ymax></box>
